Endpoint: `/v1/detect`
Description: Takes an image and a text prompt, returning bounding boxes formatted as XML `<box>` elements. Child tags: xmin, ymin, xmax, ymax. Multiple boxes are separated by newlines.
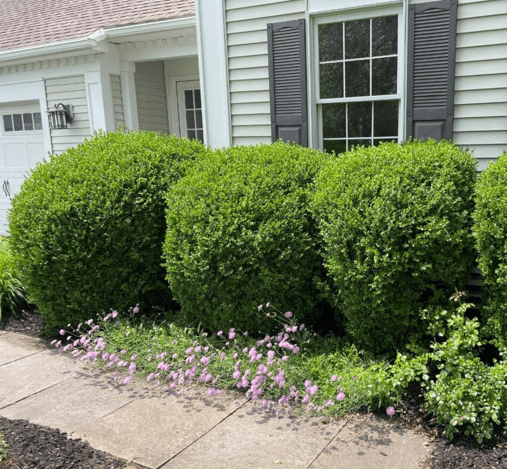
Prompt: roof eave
<box><xmin>0</xmin><ymin>15</ymin><xmax>197</xmax><ymax>65</ymax></box>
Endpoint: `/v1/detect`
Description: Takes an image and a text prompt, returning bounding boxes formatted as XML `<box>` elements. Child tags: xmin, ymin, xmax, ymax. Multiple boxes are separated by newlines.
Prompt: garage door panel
<box><xmin>4</xmin><ymin>143</ymin><xmax>31</xmax><ymax>169</ymax></box>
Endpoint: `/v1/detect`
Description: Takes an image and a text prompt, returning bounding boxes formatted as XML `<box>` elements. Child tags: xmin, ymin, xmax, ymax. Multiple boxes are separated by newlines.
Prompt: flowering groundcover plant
<box><xmin>53</xmin><ymin>303</ymin><xmax>395</xmax><ymax>419</ymax></box>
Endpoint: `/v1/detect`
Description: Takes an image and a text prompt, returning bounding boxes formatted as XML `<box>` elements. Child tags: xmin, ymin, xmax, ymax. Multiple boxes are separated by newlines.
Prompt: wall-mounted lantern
<box><xmin>47</xmin><ymin>103</ymin><xmax>73</xmax><ymax>129</ymax></box>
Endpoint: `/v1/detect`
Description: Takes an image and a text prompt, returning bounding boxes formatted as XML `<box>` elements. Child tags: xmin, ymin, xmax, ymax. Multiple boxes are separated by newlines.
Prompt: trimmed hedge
<box><xmin>311</xmin><ymin>140</ymin><xmax>477</xmax><ymax>354</ymax></box>
<box><xmin>163</xmin><ymin>142</ymin><xmax>332</xmax><ymax>333</ymax></box>
<box><xmin>474</xmin><ymin>152</ymin><xmax>507</xmax><ymax>333</ymax></box>
<box><xmin>8</xmin><ymin>131</ymin><xmax>206</xmax><ymax>332</ymax></box>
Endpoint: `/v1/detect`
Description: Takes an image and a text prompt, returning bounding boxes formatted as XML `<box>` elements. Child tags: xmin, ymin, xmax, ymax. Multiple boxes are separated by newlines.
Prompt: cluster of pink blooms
<box><xmin>52</xmin><ymin>303</ymin><xmax>383</xmax><ymax>416</ymax></box>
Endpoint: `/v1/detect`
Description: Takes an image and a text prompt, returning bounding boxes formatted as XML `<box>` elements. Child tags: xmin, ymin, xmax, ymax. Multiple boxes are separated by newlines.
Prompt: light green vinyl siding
<box><xmin>45</xmin><ymin>75</ymin><xmax>91</xmax><ymax>154</ymax></box>
<box><xmin>225</xmin><ymin>0</ymin><xmax>305</xmax><ymax>146</ymax></box>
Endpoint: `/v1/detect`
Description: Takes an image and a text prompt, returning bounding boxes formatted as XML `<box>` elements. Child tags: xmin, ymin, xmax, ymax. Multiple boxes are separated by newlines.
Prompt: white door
<box><xmin>176</xmin><ymin>81</ymin><xmax>203</xmax><ymax>142</ymax></box>
<box><xmin>0</xmin><ymin>103</ymin><xmax>46</xmax><ymax>235</ymax></box>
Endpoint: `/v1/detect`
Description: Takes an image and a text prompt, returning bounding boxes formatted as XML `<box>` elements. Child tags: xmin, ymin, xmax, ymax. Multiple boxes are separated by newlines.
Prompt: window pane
<box><xmin>324</xmin><ymin>140</ymin><xmax>347</xmax><ymax>155</ymax></box>
<box><xmin>3</xmin><ymin>115</ymin><xmax>13</xmax><ymax>132</ymax></box>
<box><xmin>23</xmin><ymin>113</ymin><xmax>33</xmax><ymax>131</ymax></box>
<box><xmin>374</xmin><ymin>101</ymin><xmax>398</xmax><ymax>137</ymax></box>
<box><xmin>186</xmin><ymin>110</ymin><xmax>195</xmax><ymax>129</ymax></box>
<box><xmin>348</xmin><ymin>102</ymin><xmax>372</xmax><ymax>138</ymax></box>
<box><xmin>345</xmin><ymin>60</ymin><xmax>369</xmax><ymax>97</ymax></box>
<box><xmin>372</xmin><ymin>57</ymin><xmax>397</xmax><ymax>95</ymax></box>
<box><xmin>34</xmin><ymin>113</ymin><xmax>42</xmax><ymax>130</ymax></box>
<box><xmin>188</xmin><ymin>130</ymin><xmax>196</xmax><ymax>139</ymax></box>
<box><xmin>197</xmin><ymin>129</ymin><xmax>204</xmax><ymax>142</ymax></box>
<box><xmin>345</xmin><ymin>19</ymin><xmax>370</xmax><ymax>59</ymax></box>
<box><xmin>323</xmin><ymin>103</ymin><xmax>346</xmax><ymax>138</ymax></box>
<box><xmin>195</xmin><ymin>109</ymin><xmax>203</xmax><ymax>129</ymax></box>
<box><xmin>372</xmin><ymin>16</ymin><xmax>397</xmax><ymax>57</ymax></box>
<box><xmin>185</xmin><ymin>90</ymin><xmax>194</xmax><ymax>109</ymax></box>
<box><xmin>319</xmin><ymin>23</ymin><xmax>343</xmax><ymax>62</ymax></box>
<box><xmin>13</xmin><ymin>114</ymin><xmax>23</xmax><ymax>131</ymax></box>
<box><xmin>195</xmin><ymin>89</ymin><xmax>202</xmax><ymax>109</ymax></box>
<box><xmin>349</xmin><ymin>139</ymin><xmax>371</xmax><ymax>150</ymax></box>
<box><xmin>320</xmin><ymin>63</ymin><xmax>343</xmax><ymax>99</ymax></box>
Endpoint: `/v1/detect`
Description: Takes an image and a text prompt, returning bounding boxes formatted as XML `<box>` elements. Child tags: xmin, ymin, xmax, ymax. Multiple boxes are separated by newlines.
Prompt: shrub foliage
<box><xmin>163</xmin><ymin>142</ymin><xmax>331</xmax><ymax>333</ymax></box>
<box><xmin>474</xmin><ymin>151</ymin><xmax>507</xmax><ymax>333</ymax></box>
<box><xmin>9</xmin><ymin>131</ymin><xmax>205</xmax><ymax>331</ymax></box>
<box><xmin>311</xmin><ymin>140</ymin><xmax>477</xmax><ymax>354</ymax></box>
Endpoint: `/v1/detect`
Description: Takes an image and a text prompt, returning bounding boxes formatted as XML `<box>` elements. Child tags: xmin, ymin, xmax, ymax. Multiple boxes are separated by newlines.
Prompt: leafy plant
<box><xmin>8</xmin><ymin>131</ymin><xmax>206</xmax><ymax>332</ymax></box>
<box><xmin>380</xmin><ymin>293</ymin><xmax>507</xmax><ymax>443</ymax></box>
<box><xmin>0</xmin><ymin>433</ymin><xmax>7</xmax><ymax>462</ymax></box>
<box><xmin>163</xmin><ymin>142</ymin><xmax>333</xmax><ymax>333</ymax></box>
<box><xmin>0</xmin><ymin>237</ymin><xmax>26</xmax><ymax>323</ymax></box>
<box><xmin>311</xmin><ymin>139</ymin><xmax>477</xmax><ymax>354</ymax></box>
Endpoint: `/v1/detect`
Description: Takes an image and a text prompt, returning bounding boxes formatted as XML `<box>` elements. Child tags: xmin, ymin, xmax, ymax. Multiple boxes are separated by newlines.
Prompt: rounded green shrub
<box><xmin>163</xmin><ymin>142</ymin><xmax>332</xmax><ymax>333</ymax></box>
<box><xmin>311</xmin><ymin>140</ymin><xmax>477</xmax><ymax>354</ymax></box>
<box><xmin>8</xmin><ymin>130</ymin><xmax>206</xmax><ymax>332</ymax></box>
<box><xmin>474</xmin><ymin>151</ymin><xmax>507</xmax><ymax>333</ymax></box>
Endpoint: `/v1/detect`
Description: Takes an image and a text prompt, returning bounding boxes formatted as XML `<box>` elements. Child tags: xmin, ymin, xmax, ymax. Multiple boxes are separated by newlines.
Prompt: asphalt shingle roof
<box><xmin>0</xmin><ymin>0</ymin><xmax>195</xmax><ymax>53</ymax></box>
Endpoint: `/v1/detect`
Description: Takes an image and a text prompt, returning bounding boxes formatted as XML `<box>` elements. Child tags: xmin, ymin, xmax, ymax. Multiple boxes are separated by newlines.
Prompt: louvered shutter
<box><xmin>406</xmin><ymin>0</ymin><xmax>458</xmax><ymax>141</ymax></box>
<box><xmin>267</xmin><ymin>19</ymin><xmax>308</xmax><ymax>147</ymax></box>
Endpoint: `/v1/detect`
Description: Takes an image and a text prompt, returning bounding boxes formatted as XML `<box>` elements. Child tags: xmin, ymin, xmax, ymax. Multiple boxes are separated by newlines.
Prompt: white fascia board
<box><xmin>0</xmin><ymin>37</ymin><xmax>98</xmax><ymax>64</ymax></box>
<box><xmin>0</xmin><ymin>16</ymin><xmax>196</xmax><ymax>65</ymax></box>
<box><xmin>100</xmin><ymin>16</ymin><xmax>196</xmax><ymax>40</ymax></box>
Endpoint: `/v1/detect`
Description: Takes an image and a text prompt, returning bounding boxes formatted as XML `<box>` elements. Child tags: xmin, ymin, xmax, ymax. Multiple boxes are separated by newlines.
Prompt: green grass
<box><xmin>78</xmin><ymin>306</ymin><xmax>393</xmax><ymax>418</ymax></box>
<box><xmin>0</xmin><ymin>237</ymin><xmax>26</xmax><ymax>324</ymax></box>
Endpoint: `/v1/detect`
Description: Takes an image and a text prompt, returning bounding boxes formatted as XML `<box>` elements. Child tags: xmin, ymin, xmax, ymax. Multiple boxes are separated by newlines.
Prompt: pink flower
<box><xmin>123</xmin><ymin>376</ymin><xmax>131</xmax><ymax>384</ymax></box>
<box><xmin>131</xmin><ymin>354</ymin><xmax>137</xmax><ymax>361</ymax></box>
<box><xmin>258</xmin><ymin>304</ymin><xmax>263</xmax><ymax>311</ymax></box>
<box><xmin>133</xmin><ymin>306</ymin><xmax>139</xmax><ymax>314</ymax></box>
<box><xmin>284</xmin><ymin>311</ymin><xmax>292</xmax><ymax>318</ymax></box>
<box><xmin>147</xmin><ymin>373</ymin><xmax>155</xmax><ymax>382</ymax></box>
<box><xmin>185</xmin><ymin>355</ymin><xmax>196</xmax><ymax>365</ymax></box>
<box><xmin>281</xmin><ymin>355</ymin><xmax>289</xmax><ymax>361</ymax></box>
<box><xmin>200</xmin><ymin>356</ymin><xmax>210</xmax><ymax>365</ymax></box>
<box><xmin>233</xmin><ymin>352</ymin><xmax>238</xmax><ymax>359</ymax></box>
<box><xmin>302</xmin><ymin>394</ymin><xmax>310</xmax><ymax>404</ymax></box>
<box><xmin>185</xmin><ymin>347</ymin><xmax>193</xmax><ymax>355</ymax></box>
<box><xmin>217</xmin><ymin>331</ymin><xmax>223</xmax><ymax>336</ymax></box>
<box><xmin>278</xmin><ymin>395</ymin><xmax>288</xmax><ymax>405</ymax></box>
<box><xmin>291</xmin><ymin>326</ymin><xmax>298</xmax><ymax>333</ymax></box>
<box><xmin>309</xmin><ymin>385</ymin><xmax>318</xmax><ymax>395</ymax></box>
<box><xmin>172</xmin><ymin>353</ymin><xmax>178</xmax><ymax>359</ymax></box>
<box><xmin>114</xmin><ymin>371</ymin><xmax>118</xmax><ymax>382</ymax></box>
<box><xmin>233</xmin><ymin>370</ymin><xmax>241</xmax><ymax>380</ymax></box>
<box><xmin>266</xmin><ymin>302</ymin><xmax>270</xmax><ymax>308</ymax></box>
<box><xmin>229</xmin><ymin>331</ymin><xmax>236</xmax><ymax>340</ymax></box>
<box><xmin>120</xmin><ymin>349</ymin><xmax>126</xmax><ymax>355</ymax></box>
<box><xmin>195</xmin><ymin>346</ymin><xmax>202</xmax><ymax>353</ymax></box>
<box><xmin>129</xmin><ymin>363</ymin><xmax>136</xmax><ymax>374</ymax></box>
<box><xmin>386</xmin><ymin>406</ymin><xmax>395</xmax><ymax>416</ymax></box>
<box><xmin>59</xmin><ymin>329</ymin><xmax>65</xmax><ymax>335</ymax></box>
<box><xmin>336</xmin><ymin>392</ymin><xmax>346</xmax><ymax>401</ymax></box>
<box><xmin>112</xmin><ymin>311</ymin><xmax>118</xmax><ymax>318</ymax></box>
<box><xmin>331</xmin><ymin>375</ymin><xmax>337</xmax><ymax>382</ymax></box>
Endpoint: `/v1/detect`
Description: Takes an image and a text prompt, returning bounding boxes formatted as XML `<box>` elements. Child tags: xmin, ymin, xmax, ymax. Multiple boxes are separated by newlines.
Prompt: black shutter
<box><xmin>267</xmin><ymin>19</ymin><xmax>308</xmax><ymax>147</ymax></box>
<box><xmin>406</xmin><ymin>0</ymin><xmax>458</xmax><ymax>141</ymax></box>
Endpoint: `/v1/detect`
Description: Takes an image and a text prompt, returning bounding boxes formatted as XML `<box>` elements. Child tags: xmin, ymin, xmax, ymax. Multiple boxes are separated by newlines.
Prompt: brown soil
<box><xmin>2</xmin><ymin>310</ymin><xmax>507</xmax><ymax>469</ymax></box>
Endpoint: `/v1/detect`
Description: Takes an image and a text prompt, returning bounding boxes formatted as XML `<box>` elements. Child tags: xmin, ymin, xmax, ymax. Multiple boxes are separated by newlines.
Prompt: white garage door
<box><xmin>0</xmin><ymin>101</ymin><xmax>46</xmax><ymax>235</ymax></box>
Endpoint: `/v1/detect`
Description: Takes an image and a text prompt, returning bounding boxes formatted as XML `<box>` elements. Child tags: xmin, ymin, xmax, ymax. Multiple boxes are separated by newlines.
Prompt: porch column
<box><xmin>84</xmin><ymin>71</ymin><xmax>116</xmax><ymax>132</ymax></box>
<box><xmin>195</xmin><ymin>0</ymin><xmax>231</xmax><ymax>148</ymax></box>
<box><xmin>120</xmin><ymin>62</ymin><xmax>139</xmax><ymax>130</ymax></box>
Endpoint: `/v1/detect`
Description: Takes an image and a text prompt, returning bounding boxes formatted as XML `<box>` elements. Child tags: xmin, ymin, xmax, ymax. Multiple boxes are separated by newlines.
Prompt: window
<box><xmin>3</xmin><ymin>112</ymin><xmax>43</xmax><ymax>132</ymax></box>
<box><xmin>315</xmin><ymin>11</ymin><xmax>402</xmax><ymax>153</ymax></box>
<box><xmin>176</xmin><ymin>81</ymin><xmax>203</xmax><ymax>142</ymax></box>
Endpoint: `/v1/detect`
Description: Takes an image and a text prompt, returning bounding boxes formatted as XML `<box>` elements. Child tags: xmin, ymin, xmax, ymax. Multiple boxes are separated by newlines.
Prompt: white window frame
<box><xmin>308</xmin><ymin>3</ymin><xmax>406</xmax><ymax>151</ymax></box>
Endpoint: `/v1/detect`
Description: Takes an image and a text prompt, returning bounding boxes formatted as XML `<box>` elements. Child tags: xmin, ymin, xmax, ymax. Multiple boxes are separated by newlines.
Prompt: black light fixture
<box><xmin>47</xmin><ymin>103</ymin><xmax>73</xmax><ymax>129</ymax></box>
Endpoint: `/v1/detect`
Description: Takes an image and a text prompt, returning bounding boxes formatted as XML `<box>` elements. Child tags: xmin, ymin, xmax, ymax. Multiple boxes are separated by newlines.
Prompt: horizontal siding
<box><xmin>111</xmin><ymin>75</ymin><xmax>125</xmax><ymax>129</ymax></box>
<box><xmin>226</xmin><ymin>0</ymin><xmax>305</xmax><ymax>146</ymax></box>
<box><xmin>453</xmin><ymin>0</ymin><xmax>507</xmax><ymax>163</ymax></box>
<box><xmin>135</xmin><ymin>61</ymin><xmax>169</xmax><ymax>134</ymax></box>
<box><xmin>45</xmin><ymin>75</ymin><xmax>91</xmax><ymax>154</ymax></box>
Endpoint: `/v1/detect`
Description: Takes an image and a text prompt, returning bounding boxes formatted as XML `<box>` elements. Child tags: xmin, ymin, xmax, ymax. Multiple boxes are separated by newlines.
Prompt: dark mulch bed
<box><xmin>0</xmin><ymin>417</ymin><xmax>130</xmax><ymax>469</ymax></box>
<box><xmin>2</xmin><ymin>310</ymin><xmax>507</xmax><ymax>469</ymax></box>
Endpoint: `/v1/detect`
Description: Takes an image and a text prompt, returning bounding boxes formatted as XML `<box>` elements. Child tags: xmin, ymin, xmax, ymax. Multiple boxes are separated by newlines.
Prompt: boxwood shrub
<box><xmin>311</xmin><ymin>140</ymin><xmax>477</xmax><ymax>354</ymax></box>
<box><xmin>8</xmin><ymin>130</ymin><xmax>206</xmax><ymax>332</ymax></box>
<box><xmin>474</xmin><ymin>152</ymin><xmax>507</xmax><ymax>333</ymax></box>
<box><xmin>163</xmin><ymin>142</ymin><xmax>332</xmax><ymax>333</ymax></box>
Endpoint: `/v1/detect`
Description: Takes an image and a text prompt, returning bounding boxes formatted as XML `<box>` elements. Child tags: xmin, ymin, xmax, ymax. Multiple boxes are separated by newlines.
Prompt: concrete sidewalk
<box><xmin>0</xmin><ymin>331</ymin><xmax>432</xmax><ymax>469</ymax></box>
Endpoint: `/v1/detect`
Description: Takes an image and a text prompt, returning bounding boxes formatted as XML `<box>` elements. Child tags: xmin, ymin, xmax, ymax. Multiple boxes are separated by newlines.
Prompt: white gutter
<box><xmin>0</xmin><ymin>16</ymin><xmax>196</xmax><ymax>64</ymax></box>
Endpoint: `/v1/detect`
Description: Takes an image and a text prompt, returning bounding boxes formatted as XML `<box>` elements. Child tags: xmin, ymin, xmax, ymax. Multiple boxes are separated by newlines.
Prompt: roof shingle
<box><xmin>0</xmin><ymin>0</ymin><xmax>195</xmax><ymax>53</ymax></box>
